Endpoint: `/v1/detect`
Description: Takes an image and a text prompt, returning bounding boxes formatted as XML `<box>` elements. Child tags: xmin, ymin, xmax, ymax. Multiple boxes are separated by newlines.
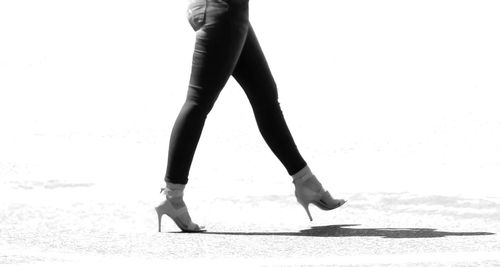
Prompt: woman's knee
<box><xmin>252</xmin><ymin>97</ymin><xmax>282</xmax><ymax>116</ymax></box>
<box><xmin>185</xmin><ymin>92</ymin><xmax>219</xmax><ymax>116</ymax></box>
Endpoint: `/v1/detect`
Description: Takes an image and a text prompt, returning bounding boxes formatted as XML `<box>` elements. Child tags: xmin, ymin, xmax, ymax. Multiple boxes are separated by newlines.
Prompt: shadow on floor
<box><xmin>198</xmin><ymin>224</ymin><xmax>495</xmax><ymax>239</ymax></box>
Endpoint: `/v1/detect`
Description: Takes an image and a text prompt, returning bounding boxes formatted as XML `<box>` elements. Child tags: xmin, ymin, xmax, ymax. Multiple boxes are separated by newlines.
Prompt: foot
<box><xmin>167</xmin><ymin>197</ymin><xmax>204</xmax><ymax>231</ymax></box>
<box><xmin>156</xmin><ymin>186</ymin><xmax>205</xmax><ymax>233</ymax></box>
<box><xmin>292</xmin><ymin>166</ymin><xmax>346</xmax><ymax>220</ymax></box>
<box><xmin>298</xmin><ymin>174</ymin><xmax>324</xmax><ymax>192</ymax></box>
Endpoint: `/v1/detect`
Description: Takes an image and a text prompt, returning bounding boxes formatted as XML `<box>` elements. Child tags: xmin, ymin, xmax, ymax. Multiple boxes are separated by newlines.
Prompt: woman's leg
<box><xmin>157</xmin><ymin>0</ymin><xmax>251</xmax><ymax>233</ymax></box>
<box><xmin>165</xmin><ymin>0</ymin><xmax>250</xmax><ymax>184</ymax></box>
<box><xmin>231</xmin><ymin>25</ymin><xmax>307</xmax><ymax>175</ymax></box>
<box><xmin>231</xmin><ymin>25</ymin><xmax>346</xmax><ymax>221</ymax></box>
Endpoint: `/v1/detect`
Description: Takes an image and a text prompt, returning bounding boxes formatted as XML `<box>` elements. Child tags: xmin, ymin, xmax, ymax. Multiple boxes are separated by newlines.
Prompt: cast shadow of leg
<box><xmin>201</xmin><ymin>224</ymin><xmax>495</xmax><ymax>239</ymax></box>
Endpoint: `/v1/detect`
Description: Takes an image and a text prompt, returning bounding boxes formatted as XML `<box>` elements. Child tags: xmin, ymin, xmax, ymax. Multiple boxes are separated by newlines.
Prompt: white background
<box><xmin>1</xmin><ymin>0</ymin><xmax>499</xmax><ymax>197</ymax></box>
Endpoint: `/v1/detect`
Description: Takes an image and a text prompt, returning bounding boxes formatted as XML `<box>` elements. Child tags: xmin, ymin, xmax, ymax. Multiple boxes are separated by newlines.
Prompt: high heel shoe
<box><xmin>155</xmin><ymin>188</ymin><xmax>206</xmax><ymax>233</ymax></box>
<box><xmin>293</xmin><ymin>168</ymin><xmax>346</xmax><ymax>221</ymax></box>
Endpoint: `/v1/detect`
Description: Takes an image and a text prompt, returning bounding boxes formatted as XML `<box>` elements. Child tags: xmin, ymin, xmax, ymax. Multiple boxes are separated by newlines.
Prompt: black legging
<box><xmin>165</xmin><ymin>0</ymin><xmax>307</xmax><ymax>184</ymax></box>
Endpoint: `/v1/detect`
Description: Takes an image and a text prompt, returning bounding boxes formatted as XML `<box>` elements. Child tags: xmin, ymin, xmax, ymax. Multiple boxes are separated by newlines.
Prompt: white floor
<box><xmin>1</xmin><ymin>2</ymin><xmax>500</xmax><ymax>264</ymax></box>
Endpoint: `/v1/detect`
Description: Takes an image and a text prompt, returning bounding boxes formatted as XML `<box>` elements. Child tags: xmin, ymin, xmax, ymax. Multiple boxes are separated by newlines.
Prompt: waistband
<box><xmin>190</xmin><ymin>0</ymin><xmax>248</xmax><ymax>5</ymax></box>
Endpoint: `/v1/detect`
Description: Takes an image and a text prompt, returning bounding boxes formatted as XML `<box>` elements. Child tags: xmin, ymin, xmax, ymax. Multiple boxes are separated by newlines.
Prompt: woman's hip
<box><xmin>187</xmin><ymin>0</ymin><xmax>249</xmax><ymax>31</ymax></box>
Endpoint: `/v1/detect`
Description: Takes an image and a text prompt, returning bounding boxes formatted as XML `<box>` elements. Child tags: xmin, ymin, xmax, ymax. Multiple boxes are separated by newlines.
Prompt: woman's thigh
<box><xmin>186</xmin><ymin>0</ymin><xmax>250</xmax><ymax>108</ymax></box>
<box><xmin>232</xmin><ymin>25</ymin><xmax>279</xmax><ymax>108</ymax></box>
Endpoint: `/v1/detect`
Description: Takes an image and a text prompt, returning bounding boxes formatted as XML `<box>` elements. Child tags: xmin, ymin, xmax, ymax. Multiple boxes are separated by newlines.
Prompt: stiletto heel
<box><xmin>299</xmin><ymin>200</ymin><xmax>313</xmax><ymax>221</ymax></box>
<box><xmin>155</xmin><ymin>207</ymin><xmax>162</xmax><ymax>232</ymax></box>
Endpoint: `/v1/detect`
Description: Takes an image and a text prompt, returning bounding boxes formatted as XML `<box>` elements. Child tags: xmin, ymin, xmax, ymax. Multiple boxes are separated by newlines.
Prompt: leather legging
<box><xmin>165</xmin><ymin>0</ymin><xmax>307</xmax><ymax>184</ymax></box>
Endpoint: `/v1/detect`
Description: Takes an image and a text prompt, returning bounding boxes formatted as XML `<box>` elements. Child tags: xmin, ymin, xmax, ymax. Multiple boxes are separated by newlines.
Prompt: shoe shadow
<box><xmin>202</xmin><ymin>224</ymin><xmax>495</xmax><ymax>239</ymax></box>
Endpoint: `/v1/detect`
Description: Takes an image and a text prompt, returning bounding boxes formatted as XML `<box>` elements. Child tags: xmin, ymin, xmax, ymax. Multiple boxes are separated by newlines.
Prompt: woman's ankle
<box><xmin>291</xmin><ymin>165</ymin><xmax>323</xmax><ymax>192</ymax></box>
<box><xmin>166</xmin><ymin>182</ymin><xmax>186</xmax><ymax>191</ymax></box>
<box><xmin>292</xmin><ymin>165</ymin><xmax>313</xmax><ymax>183</ymax></box>
<box><xmin>161</xmin><ymin>182</ymin><xmax>186</xmax><ymax>201</ymax></box>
